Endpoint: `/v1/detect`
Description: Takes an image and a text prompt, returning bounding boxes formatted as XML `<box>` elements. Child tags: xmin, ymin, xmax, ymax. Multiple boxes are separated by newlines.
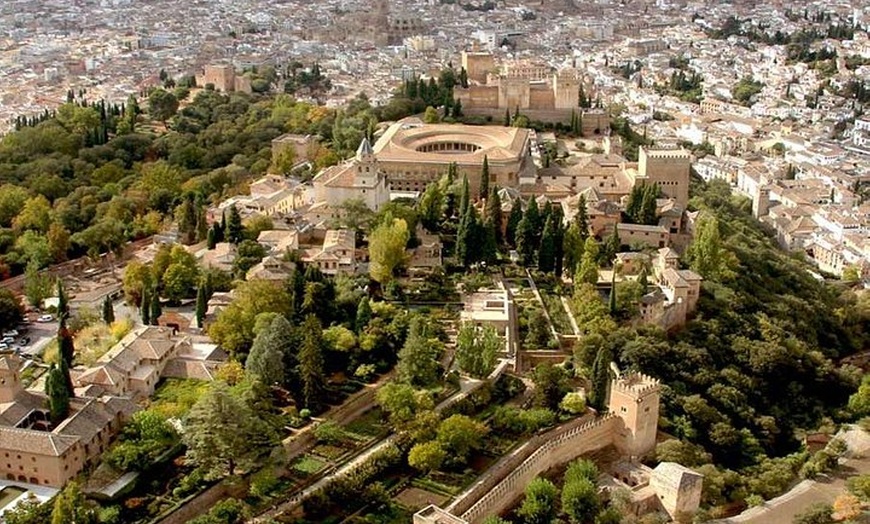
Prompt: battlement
<box><xmin>640</xmin><ymin>147</ymin><xmax>691</xmax><ymax>160</ymax></box>
<box><xmin>611</xmin><ymin>372</ymin><xmax>660</xmax><ymax>397</ymax></box>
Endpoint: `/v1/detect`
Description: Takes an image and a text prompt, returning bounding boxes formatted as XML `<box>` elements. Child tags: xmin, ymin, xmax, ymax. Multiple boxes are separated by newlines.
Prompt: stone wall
<box><xmin>448</xmin><ymin>414</ymin><xmax>621</xmax><ymax>524</ymax></box>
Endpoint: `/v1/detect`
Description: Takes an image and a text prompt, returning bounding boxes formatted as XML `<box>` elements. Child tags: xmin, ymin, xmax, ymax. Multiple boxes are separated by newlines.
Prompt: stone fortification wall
<box><xmin>448</xmin><ymin>414</ymin><xmax>621</xmax><ymax>524</ymax></box>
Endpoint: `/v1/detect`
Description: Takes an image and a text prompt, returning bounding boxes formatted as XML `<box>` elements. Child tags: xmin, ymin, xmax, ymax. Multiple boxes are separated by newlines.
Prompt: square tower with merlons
<box><xmin>608</xmin><ymin>371</ymin><xmax>660</xmax><ymax>459</ymax></box>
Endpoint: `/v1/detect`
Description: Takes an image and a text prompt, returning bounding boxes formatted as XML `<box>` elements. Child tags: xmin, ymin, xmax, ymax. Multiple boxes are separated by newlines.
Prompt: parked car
<box><xmin>2</xmin><ymin>330</ymin><xmax>18</xmax><ymax>338</ymax></box>
<box><xmin>17</xmin><ymin>337</ymin><xmax>30</xmax><ymax>346</ymax></box>
<box><xmin>0</xmin><ymin>337</ymin><xmax>13</xmax><ymax>345</ymax></box>
<box><xmin>36</xmin><ymin>315</ymin><xmax>53</xmax><ymax>323</ymax></box>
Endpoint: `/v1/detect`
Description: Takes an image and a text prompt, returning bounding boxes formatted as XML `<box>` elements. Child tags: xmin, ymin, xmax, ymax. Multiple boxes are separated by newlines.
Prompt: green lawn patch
<box><xmin>291</xmin><ymin>455</ymin><xmax>326</xmax><ymax>476</ymax></box>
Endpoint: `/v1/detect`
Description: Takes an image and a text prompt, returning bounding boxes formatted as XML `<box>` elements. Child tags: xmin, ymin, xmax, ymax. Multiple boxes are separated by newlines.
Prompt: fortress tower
<box><xmin>608</xmin><ymin>371</ymin><xmax>661</xmax><ymax>459</ymax></box>
<box><xmin>638</xmin><ymin>146</ymin><xmax>691</xmax><ymax>208</ymax></box>
<box><xmin>0</xmin><ymin>354</ymin><xmax>23</xmax><ymax>403</ymax></box>
<box><xmin>553</xmin><ymin>71</ymin><xmax>580</xmax><ymax>110</ymax></box>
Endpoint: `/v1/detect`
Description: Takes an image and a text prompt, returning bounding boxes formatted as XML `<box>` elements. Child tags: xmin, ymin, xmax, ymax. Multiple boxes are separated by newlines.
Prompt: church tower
<box><xmin>0</xmin><ymin>354</ymin><xmax>23</xmax><ymax>403</ymax></box>
<box><xmin>608</xmin><ymin>371</ymin><xmax>660</xmax><ymax>459</ymax></box>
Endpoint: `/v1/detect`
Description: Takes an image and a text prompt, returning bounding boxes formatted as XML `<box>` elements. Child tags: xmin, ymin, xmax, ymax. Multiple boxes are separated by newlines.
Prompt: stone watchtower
<box><xmin>552</xmin><ymin>71</ymin><xmax>580</xmax><ymax>110</ymax></box>
<box><xmin>0</xmin><ymin>354</ymin><xmax>23</xmax><ymax>403</ymax></box>
<box><xmin>608</xmin><ymin>371</ymin><xmax>660</xmax><ymax>459</ymax></box>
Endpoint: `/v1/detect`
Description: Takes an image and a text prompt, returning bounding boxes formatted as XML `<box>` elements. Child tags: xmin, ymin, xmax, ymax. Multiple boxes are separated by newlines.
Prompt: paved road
<box><xmin>715</xmin><ymin>427</ymin><xmax>870</xmax><ymax>524</ymax></box>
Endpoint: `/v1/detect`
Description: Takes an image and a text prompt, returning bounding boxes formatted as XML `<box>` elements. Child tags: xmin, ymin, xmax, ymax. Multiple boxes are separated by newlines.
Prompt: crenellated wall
<box><xmin>449</xmin><ymin>414</ymin><xmax>622</xmax><ymax>524</ymax></box>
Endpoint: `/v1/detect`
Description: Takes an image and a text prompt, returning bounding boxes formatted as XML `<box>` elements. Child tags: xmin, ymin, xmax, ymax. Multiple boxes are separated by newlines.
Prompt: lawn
<box><xmin>539</xmin><ymin>292</ymin><xmax>573</xmax><ymax>335</ymax></box>
<box><xmin>291</xmin><ymin>455</ymin><xmax>327</xmax><ymax>477</ymax></box>
<box><xmin>148</xmin><ymin>378</ymin><xmax>210</xmax><ymax>419</ymax></box>
<box><xmin>344</xmin><ymin>408</ymin><xmax>387</xmax><ymax>439</ymax></box>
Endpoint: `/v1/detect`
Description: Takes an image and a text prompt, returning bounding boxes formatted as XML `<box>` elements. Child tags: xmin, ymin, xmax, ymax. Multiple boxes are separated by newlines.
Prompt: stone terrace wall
<box><xmin>449</xmin><ymin>413</ymin><xmax>621</xmax><ymax>524</ymax></box>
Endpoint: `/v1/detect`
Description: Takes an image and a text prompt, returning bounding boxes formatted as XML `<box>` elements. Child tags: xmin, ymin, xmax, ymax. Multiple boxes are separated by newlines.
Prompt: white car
<box><xmin>36</xmin><ymin>315</ymin><xmax>54</xmax><ymax>323</ymax></box>
<box><xmin>2</xmin><ymin>330</ymin><xmax>17</xmax><ymax>338</ymax></box>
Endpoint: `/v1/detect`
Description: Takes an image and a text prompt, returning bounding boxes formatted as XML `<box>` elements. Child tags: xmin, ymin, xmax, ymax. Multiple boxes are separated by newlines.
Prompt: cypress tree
<box><xmin>552</xmin><ymin>208</ymin><xmax>565</xmax><ymax>277</ymax></box>
<box><xmin>575</xmin><ymin>194</ymin><xmax>590</xmax><ymax>240</ymax></box>
<box><xmin>298</xmin><ymin>315</ymin><xmax>325</xmax><ymax>410</ymax></box>
<box><xmin>525</xmin><ymin>198</ymin><xmax>542</xmax><ymax>247</ymax></box>
<box><xmin>355</xmin><ymin>297</ymin><xmax>372</xmax><ymax>334</ymax></box>
<box><xmin>609</xmin><ymin>271</ymin><xmax>617</xmax><ymax>314</ymax></box>
<box><xmin>516</xmin><ymin>203</ymin><xmax>537</xmax><ymax>266</ymax></box>
<box><xmin>195</xmin><ymin>284</ymin><xmax>207</xmax><ymax>329</ymax></box>
<box><xmin>102</xmin><ymin>295</ymin><xmax>114</xmax><ymax>324</ymax></box>
<box><xmin>140</xmin><ymin>288</ymin><xmax>150</xmax><ymax>326</ymax></box>
<box><xmin>226</xmin><ymin>205</ymin><xmax>243</xmax><ymax>244</ymax></box>
<box><xmin>479</xmin><ymin>155</ymin><xmax>490</xmax><ymax>200</ymax></box>
<box><xmin>590</xmin><ymin>347</ymin><xmax>612</xmax><ymax>412</ymax></box>
<box><xmin>506</xmin><ymin>200</ymin><xmax>523</xmax><ymax>248</ymax></box>
<box><xmin>57</xmin><ymin>315</ymin><xmax>75</xmax><ymax>385</ymax></box>
<box><xmin>149</xmin><ymin>289</ymin><xmax>162</xmax><ymax>325</ymax></box>
<box><xmin>484</xmin><ymin>186</ymin><xmax>503</xmax><ymax>246</ymax></box>
<box><xmin>57</xmin><ymin>281</ymin><xmax>69</xmax><ymax>323</ymax></box>
<box><xmin>481</xmin><ymin>216</ymin><xmax>497</xmax><ymax>264</ymax></box>
<box><xmin>538</xmin><ymin>215</ymin><xmax>557</xmax><ymax>273</ymax></box>
<box><xmin>601</xmin><ymin>225</ymin><xmax>621</xmax><ymax>266</ymax></box>
<box><xmin>207</xmin><ymin>227</ymin><xmax>216</xmax><ymax>250</ymax></box>
<box><xmin>504</xmin><ymin>108</ymin><xmax>511</xmax><ymax>126</ymax></box>
<box><xmin>45</xmin><ymin>364</ymin><xmax>70</xmax><ymax>425</ymax></box>
<box><xmin>459</xmin><ymin>175</ymin><xmax>470</xmax><ymax>219</ymax></box>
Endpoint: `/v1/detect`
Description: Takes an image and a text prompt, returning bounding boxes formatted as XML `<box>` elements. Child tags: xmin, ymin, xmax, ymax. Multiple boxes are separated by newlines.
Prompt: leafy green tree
<box><xmin>792</xmin><ymin>503</ymin><xmax>833</xmax><ymax>524</ymax></box>
<box><xmin>408</xmin><ymin>440</ymin><xmax>447</xmax><ymax>473</ymax></box>
<box><xmin>397</xmin><ymin>316</ymin><xmax>443</xmax><ymax>386</ymax></box>
<box><xmin>45</xmin><ymin>364</ymin><xmax>70</xmax><ymax>425</ymax></box>
<box><xmin>423</xmin><ymin>106</ymin><xmax>440</xmax><ymax>124</ymax></box>
<box><xmin>46</xmin><ymin>222</ymin><xmax>70</xmax><ymax>264</ymax></box>
<box><xmin>560</xmin><ymin>392</ymin><xmax>587</xmax><ymax>414</ymax></box>
<box><xmin>0</xmin><ymin>185</ymin><xmax>30</xmax><ymax>228</ymax></box>
<box><xmin>183</xmin><ymin>382</ymin><xmax>277</xmax><ymax>478</ymax></box>
<box><xmin>369</xmin><ymin>214</ymin><xmax>409</xmax><ymax>283</ymax></box>
<box><xmin>455</xmin><ymin>322</ymin><xmax>500</xmax><ymax>378</ymax></box>
<box><xmin>147</xmin><ymin>88</ymin><xmax>179</xmax><ymax>124</ymax></box>
<box><xmin>506</xmin><ymin>199</ymin><xmax>523</xmax><ymax>247</ymax></box>
<box><xmin>123</xmin><ymin>260</ymin><xmax>152</xmax><ymax>305</ymax></box>
<box><xmin>51</xmin><ymin>482</ymin><xmax>96</xmax><ymax>524</ymax></box>
<box><xmin>480</xmin><ymin>155</ymin><xmax>490</xmax><ymax>200</ymax></box>
<box><xmin>419</xmin><ymin>182</ymin><xmax>445</xmax><ymax>232</ymax></box>
<box><xmin>102</xmin><ymin>295</ymin><xmax>115</xmax><ymax>324</ymax></box>
<box><xmin>376</xmin><ymin>381</ymin><xmax>434</xmax><ymax>429</ymax></box>
<box><xmin>575</xmin><ymin>237</ymin><xmax>600</xmax><ymax>285</ymax></box>
<box><xmin>208</xmin><ymin>279</ymin><xmax>292</xmax><ymax>357</ymax></box>
<box><xmin>23</xmin><ymin>259</ymin><xmax>51</xmax><ymax>308</ymax></box>
<box><xmin>517</xmin><ymin>477</ymin><xmax>559</xmax><ymax>524</ymax></box>
<box><xmin>848</xmin><ymin>375</ymin><xmax>870</xmax><ymax>416</ymax></box>
<box><xmin>0</xmin><ymin>289</ymin><xmax>23</xmax><ymax>332</ymax></box>
<box><xmin>686</xmin><ymin>215</ymin><xmax>734</xmax><ymax>281</ymax></box>
<box><xmin>532</xmin><ymin>364</ymin><xmax>571</xmax><ymax>411</ymax></box>
<box><xmin>245</xmin><ymin>315</ymin><xmax>293</xmax><ymax>386</ymax></box>
<box><xmin>562</xmin><ymin>477</ymin><xmax>600</xmax><ymax>524</ymax></box>
<box><xmin>13</xmin><ymin>195</ymin><xmax>52</xmax><ymax>233</ymax></box>
<box><xmin>436</xmin><ymin>414</ymin><xmax>488</xmax><ymax>462</ymax></box>
<box><xmin>298</xmin><ymin>315</ymin><xmax>325</xmax><ymax>409</ymax></box>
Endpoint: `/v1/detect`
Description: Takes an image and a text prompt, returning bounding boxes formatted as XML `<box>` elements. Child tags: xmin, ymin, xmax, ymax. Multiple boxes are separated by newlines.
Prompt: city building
<box><xmin>0</xmin><ymin>355</ymin><xmax>137</xmax><ymax>488</ymax></box>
